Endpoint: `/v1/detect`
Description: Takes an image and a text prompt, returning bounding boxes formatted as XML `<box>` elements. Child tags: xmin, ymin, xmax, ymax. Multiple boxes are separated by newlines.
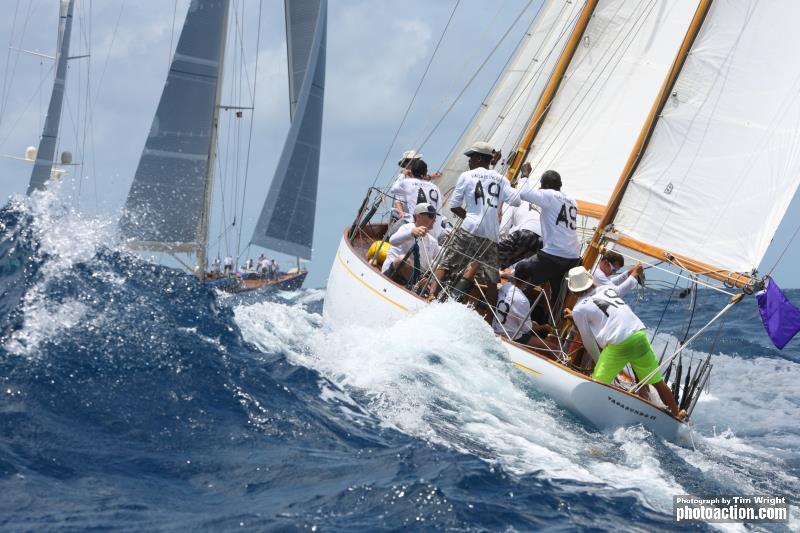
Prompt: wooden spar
<box><xmin>504</xmin><ymin>0</ymin><xmax>599</xmax><ymax>184</ymax></box>
<box><xmin>576</xmin><ymin>200</ymin><xmax>605</xmax><ymax>220</ymax></box>
<box><xmin>580</xmin><ymin>0</ymin><xmax>713</xmax><ymax>272</ymax></box>
<box><xmin>608</xmin><ymin>234</ymin><xmax>756</xmax><ymax>289</ymax></box>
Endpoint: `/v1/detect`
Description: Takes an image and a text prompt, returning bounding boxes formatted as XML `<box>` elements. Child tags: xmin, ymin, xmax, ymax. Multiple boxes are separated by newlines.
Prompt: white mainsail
<box><xmin>521</xmin><ymin>0</ymin><xmax>699</xmax><ymax>209</ymax></box>
<box><xmin>27</xmin><ymin>0</ymin><xmax>76</xmax><ymax>194</ymax></box>
<box><xmin>613</xmin><ymin>0</ymin><xmax>800</xmax><ymax>276</ymax></box>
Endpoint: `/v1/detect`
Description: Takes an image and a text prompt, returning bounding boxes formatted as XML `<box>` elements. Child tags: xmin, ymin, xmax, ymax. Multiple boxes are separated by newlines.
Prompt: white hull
<box><xmin>324</xmin><ymin>231</ymin><xmax>692</xmax><ymax>446</ymax></box>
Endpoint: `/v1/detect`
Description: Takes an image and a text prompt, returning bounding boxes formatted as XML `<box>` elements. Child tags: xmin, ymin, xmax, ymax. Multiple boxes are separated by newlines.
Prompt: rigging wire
<box><xmin>77</xmin><ymin>0</ymin><xmax>94</xmax><ymax>208</ymax></box>
<box><xmin>370</xmin><ymin>0</ymin><xmax>461</xmax><ymax>187</ymax></box>
<box><xmin>407</xmin><ymin>0</ymin><xmax>514</xmax><ymax>155</ymax></box>
<box><xmin>234</xmin><ymin>0</ymin><xmax>263</xmax><ymax>258</ymax></box>
<box><xmin>526</xmin><ymin>0</ymin><xmax>654</xmax><ymax>168</ymax></box>
<box><xmin>766</xmin><ymin>218</ymin><xmax>800</xmax><ymax>278</ymax></box>
<box><xmin>167</xmin><ymin>0</ymin><xmax>178</xmax><ymax>71</ymax></box>
<box><xmin>0</xmin><ymin>0</ymin><xmax>23</xmax><ymax>129</ymax></box>
<box><xmin>433</xmin><ymin>0</ymin><xmax>566</xmax><ymax>177</ymax></box>
<box><xmin>413</xmin><ymin>0</ymin><xmax>537</xmax><ymax>161</ymax></box>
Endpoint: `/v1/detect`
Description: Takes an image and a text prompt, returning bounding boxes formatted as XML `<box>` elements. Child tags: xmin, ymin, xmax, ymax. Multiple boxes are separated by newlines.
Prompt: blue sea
<box><xmin>1</xmin><ymin>193</ymin><xmax>798</xmax><ymax>532</ymax></box>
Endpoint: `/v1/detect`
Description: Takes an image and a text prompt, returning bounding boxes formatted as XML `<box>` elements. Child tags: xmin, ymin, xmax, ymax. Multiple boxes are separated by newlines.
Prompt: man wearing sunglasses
<box><xmin>592</xmin><ymin>250</ymin><xmax>644</xmax><ymax>298</ymax></box>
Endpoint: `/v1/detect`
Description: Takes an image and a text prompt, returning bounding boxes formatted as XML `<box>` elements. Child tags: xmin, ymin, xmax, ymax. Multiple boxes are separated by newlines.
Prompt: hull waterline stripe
<box><xmin>336</xmin><ymin>252</ymin><xmax>410</xmax><ymax>312</ymax></box>
<box><xmin>512</xmin><ymin>361</ymin><xmax>543</xmax><ymax>376</ymax></box>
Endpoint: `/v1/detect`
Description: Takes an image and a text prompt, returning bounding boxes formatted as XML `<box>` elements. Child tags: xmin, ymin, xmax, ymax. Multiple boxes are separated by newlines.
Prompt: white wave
<box><xmin>3</xmin><ymin>186</ymin><xmax>118</xmax><ymax>357</ymax></box>
<box><xmin>235</xmin><ymin>299</ymin><xmax>688</xmax><ymax>511</ymax></box>
<box><xmin>234</xmin><ymin>295</ymin><xmax>800</xmax><ymax>519</ymax></box>
<box><xmin>275</xmin><ymin>288</ymin><xmax>325</xmax><ymax>304</ymax></box>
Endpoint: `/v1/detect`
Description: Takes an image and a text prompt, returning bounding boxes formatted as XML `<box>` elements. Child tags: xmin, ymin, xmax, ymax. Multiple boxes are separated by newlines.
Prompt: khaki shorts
<box><xmin>438</xmin><ymin>227</ymin><xmax>499</xmax><ymax>283</ymax></box>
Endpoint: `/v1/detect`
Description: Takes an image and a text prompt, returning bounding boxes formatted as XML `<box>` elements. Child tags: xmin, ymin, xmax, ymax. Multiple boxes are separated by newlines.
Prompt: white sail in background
<box><xmin>28</xmin><ymin>0</ymin><xmax>75</xmax><ymax>194</ymax></box>
<box><xmin>613</xmin><ymin>0</ymin><xmax>800</xmax><ymax>274</ymax></box>
<box><xmin>436</xmin><ymin>0</ymin><xmax>582</xmax><ymax>201</ymax></box>
<box><xmin>521</xmin><ymin>0</ymin><xmax>699</xmax><ymax>209</ymax></box>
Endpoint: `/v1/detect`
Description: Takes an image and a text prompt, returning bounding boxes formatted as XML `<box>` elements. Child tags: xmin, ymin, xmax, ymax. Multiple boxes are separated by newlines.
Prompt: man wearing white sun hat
<box><xmin>564</xmin><ymin>266</ymin><xmax>685</xmax><ymax>419</ymax></box>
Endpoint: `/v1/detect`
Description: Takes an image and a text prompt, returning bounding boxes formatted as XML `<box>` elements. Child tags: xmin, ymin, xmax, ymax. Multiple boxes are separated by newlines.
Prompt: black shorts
<box><xmin>517</xmin><ymin>251</ymin><xmax>579</xmax><ymax>303</ymax></box>
<box><xmin>498</xmin><ymin>229</ymin><xmax>541</xmax><ymax>268</ymax></box>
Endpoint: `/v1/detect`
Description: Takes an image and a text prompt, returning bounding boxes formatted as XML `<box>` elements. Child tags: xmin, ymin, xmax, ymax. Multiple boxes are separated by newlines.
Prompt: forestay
<box><xmin>613</xmin><ymin>0</ymin><xmax>800</xmax><ymax>275</ymax></box>
<box><xmin>521</xmin><ymin>0</ymin><xmax>699</xmax><ymax>209</ymax></box>
<box><xmin>250</xmin><ymin>0</ymin><xmax>327</xmax><ymax>260</ymax></box>
<box><xmin>437</xmin><ymin>0</ymin><xmax>581</xmax><ymax>210</ymax></box>
<box><xmin>120</xmin><ymin>0</ymin><xmax>229</xmax><ymax>250</ymax></box>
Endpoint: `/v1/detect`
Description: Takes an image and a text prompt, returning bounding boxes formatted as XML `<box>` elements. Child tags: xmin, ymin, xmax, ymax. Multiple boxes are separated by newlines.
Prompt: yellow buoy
<box><xmin>367</xmin><ymin>240</ymin><xmax>390</xmax><ymax>267</ymax></box>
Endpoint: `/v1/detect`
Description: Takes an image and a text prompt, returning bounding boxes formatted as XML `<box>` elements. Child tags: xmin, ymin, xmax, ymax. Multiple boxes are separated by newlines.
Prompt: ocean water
<box><xmin>1</xmin><ymin>192</ymin><xmax>798</xmax><ymax>532</ymax></box>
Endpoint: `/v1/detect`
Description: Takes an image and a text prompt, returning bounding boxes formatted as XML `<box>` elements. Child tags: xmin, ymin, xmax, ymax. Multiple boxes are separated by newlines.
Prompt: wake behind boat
<box><xmin>325</xmin><ymin>0</ymin><xmax>800</xmax><ymax>445</ymax></box>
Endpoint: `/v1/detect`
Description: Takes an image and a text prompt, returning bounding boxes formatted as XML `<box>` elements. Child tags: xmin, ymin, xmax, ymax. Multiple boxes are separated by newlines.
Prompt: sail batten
<box><xmin>250</xmin><ymin>0</ymin><xmax>327</xmax><ymax>260</ymax></box>
<box><xmin>613</xmin><ymin>0</ymin><xmax>800</xmax><ymax>275</ymax></box>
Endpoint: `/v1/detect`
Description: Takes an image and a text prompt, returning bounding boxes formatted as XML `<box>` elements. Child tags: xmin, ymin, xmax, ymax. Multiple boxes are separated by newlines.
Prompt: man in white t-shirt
<box><xmin>389</xmin><ymin>159</ymin><xmax>441</xmax><ymax>217</ymax></box>
<box><xmin>382</xmin><ymin>203</ymin><xmax>440</xmax><ymax>287</ymax></box>
<box><xmin>592</xmin><ymin>250</ymin><xmax>643</xmax><ymax>298</ymax></box>
<box><xmin>429</xmin><ymin>141</ymin><xmax>521</xmax><ymax>306</ymax></box>
<box><xmin>223</xmin><ymin>255</ymin><xmax>234</xmax><ymax>275</ymax></box>
<box><xmin>492</xmin><ymin>261</ymin><xmax>552</xmax><ymax>343</ymax></box>
<box><xmin>516</xmin><ymin>166</ymin><xmax>580</xmax><ymax>305</ymax></box>
<box><xmin>563</xmin><ymin>266</ymin><xmax>684</xmax><ymax>419</ymax></box>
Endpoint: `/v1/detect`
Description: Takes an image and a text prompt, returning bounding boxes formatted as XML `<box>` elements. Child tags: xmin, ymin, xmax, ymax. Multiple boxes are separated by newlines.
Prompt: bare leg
<box><xmin>653</xmin><ymin>380</ymin><xmax>685</xmax><ymax>419</ymax></box>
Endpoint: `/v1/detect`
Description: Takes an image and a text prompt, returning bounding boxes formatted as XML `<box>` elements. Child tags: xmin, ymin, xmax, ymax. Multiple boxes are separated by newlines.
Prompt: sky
<box><xmin>1</xmin><ymin>0</ymin><xmax>799</xmax><ymax>288</ymax></box>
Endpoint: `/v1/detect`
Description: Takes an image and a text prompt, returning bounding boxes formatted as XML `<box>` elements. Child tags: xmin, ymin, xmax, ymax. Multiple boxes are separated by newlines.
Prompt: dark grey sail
<box><xmin>120</xmin><ymin>0</ymin><xmax>230</xmax><ymax>260</ymax></box>
<box><xmin>27</xmin><ymin>0</ymin><xmax>75</xmax><ymax>194</ymax></box>
<box><xmin>250</xmin><ymin>0</ymin><xmax>327</xmax><ymax>260</ymax></box>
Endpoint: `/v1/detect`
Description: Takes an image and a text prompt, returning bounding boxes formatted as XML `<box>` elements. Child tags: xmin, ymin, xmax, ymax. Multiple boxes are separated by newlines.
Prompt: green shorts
<box><xmin>592</xmin><ymin>330</ymin><xmax>663</xmax><ymax>385</ymax></box>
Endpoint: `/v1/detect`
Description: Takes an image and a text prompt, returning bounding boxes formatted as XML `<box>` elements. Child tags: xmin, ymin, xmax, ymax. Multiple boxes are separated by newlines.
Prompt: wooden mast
<box><xmin>579</xmin><ymin>0</ymin><xmax>714</xmax><ymax>271</ymax></box>
<box><xmin>504</xmin><ymin>0</ymin><xmax>599</xmax><ymax>184</ymax></box>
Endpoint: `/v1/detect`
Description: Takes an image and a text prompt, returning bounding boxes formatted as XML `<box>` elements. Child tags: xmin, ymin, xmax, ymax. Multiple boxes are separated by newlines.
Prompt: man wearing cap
<box><xmin>429</xmin><ymin>141</ymin><xmax>521</xmax><ymax>306</ymax></box>
<box><xmin>515</xmin><ymin>164</ymin><xmax>581</xmax><ymax>304</ymax></box>
<box><xmin>389</xmin><ymin>158</ymin><xmax>442</xmax><ymax>221</ymax></box>
<box><xmin>382</xmin><ymin>203</ymin><xmax>440</xmax><ymax>286</ymax></box>
<box><xmin>564</xmin><ymin>266</ymin><xmax>684</xmax><ymax>419</ymax></box>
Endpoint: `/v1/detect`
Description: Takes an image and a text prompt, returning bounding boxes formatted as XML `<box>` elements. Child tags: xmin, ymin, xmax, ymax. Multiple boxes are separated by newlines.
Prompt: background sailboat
<box><xmin>119</xmin><ymin>0</ymin><xmax>326</xmax><ymax>292</ymax></box>
<box><xmin>0</xmin><ymin>0</ymin><xmax>84</xmax><ymax>193</ymax></box>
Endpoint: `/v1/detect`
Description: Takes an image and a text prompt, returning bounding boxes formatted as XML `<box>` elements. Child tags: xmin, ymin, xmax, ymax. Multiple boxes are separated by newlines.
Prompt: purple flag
<box><xmin>757</xmin><ymin>277</ymin><xmax>800</xmax><ymax>349</ymax></box>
